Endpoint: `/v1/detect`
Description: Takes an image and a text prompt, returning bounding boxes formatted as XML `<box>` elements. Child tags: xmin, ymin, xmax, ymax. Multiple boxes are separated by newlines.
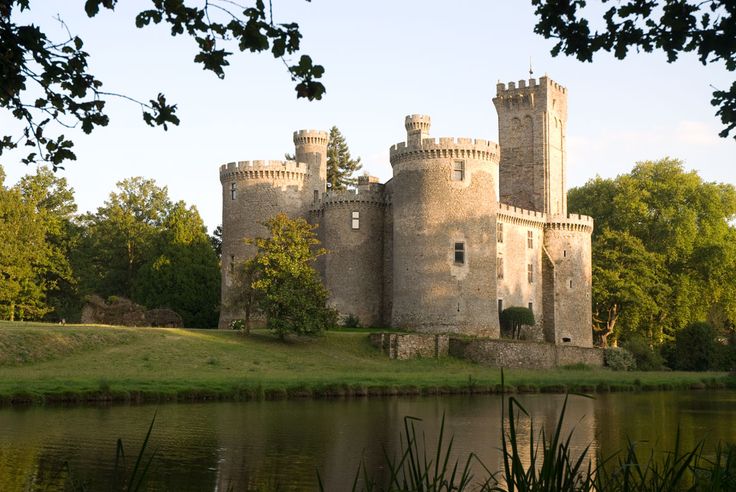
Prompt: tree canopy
<box><xmin>532</xmin><ymin>0</ymin><xmax>736</xmax><ymax>140</ymax></box>
<box><xmin>569</xmin><ymin>158</ymin><xmax>736</xmax><ymax>346</ymax></box>
<box><xmin>0</xmin><ymin>169</ymin><xmax>221</xmax><ymax>326</ymax></box>
<box><xmin>1</xmin><ymin>0</ymin><xmax>324</xmax><ymax>168</ymax></box>
<box><xmin>326</xmin><ymin>126</ymin><xmax>362</xmax><ymax>190</ymax></box>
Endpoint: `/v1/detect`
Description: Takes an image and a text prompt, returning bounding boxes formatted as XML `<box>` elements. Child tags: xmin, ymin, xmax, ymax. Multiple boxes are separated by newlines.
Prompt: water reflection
<box><xmin>0</xmin><ymin>391</ymin><xmax>733</xmax><ymax>490</ymax></box>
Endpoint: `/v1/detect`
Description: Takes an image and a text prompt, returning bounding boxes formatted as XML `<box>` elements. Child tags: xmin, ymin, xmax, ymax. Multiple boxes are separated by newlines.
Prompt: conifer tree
<box><xmin>326</xmin><ymin>126</ymin><xmax>362</xmax><ymax>190</ymax></box>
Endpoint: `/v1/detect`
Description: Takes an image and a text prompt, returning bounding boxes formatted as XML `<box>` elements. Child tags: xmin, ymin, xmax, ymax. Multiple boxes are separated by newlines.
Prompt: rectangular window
<box><xmin>563</xmin><ymin>250</ymin><xmax>567</xmax><ymax>257</ymax></box>
<box><xmin>496</xmin><ymin>256</ymin><xmax>504</xmax><ymax>279</ymax></box>
<box><xmin>528</xmin><ymin>302</ymin><xmax>533</xmax><ymax>313</ymax></box>
<box><xmin>527</xmin><ymin>263</ymin><xmax>534</xmax><ymax>283</ymax></box>
<box><xmin>351</xmin><ymin>211</ymin><xmax>360</xmax><ymax>230</ymax></box>
<box><xmin>454</xmin><ymin>242</ymin><xmax>465</xmax><ymax>264</ymax></box>
<box><xmin>313</xmin><ymin>190</ymin><xmax>319</xmax><ymax>203</ymax></box>
<box><xmin>498</xmin><ymin>299</ymin><xmax>503</xmax><ymax>314</ymax></box>
<box><xmin>497</xmin><ymin>222</ymin><xmax>503</xmax><ymax>243</ymax></box>
<box><xmin>230</xmin><ymin>182</ymin><xmax>237</xmax><ymax>200</ymax></box>
<box><xmin>569</xmin><ymin>279</ymin><xmax>573</xmax><ymax>288</ymax></box>
<box><xmin>527</xmin><ymin>230</ymin><xmax>533</xmax><ymax>248</ymax></box>
<box><xmin>452</xmin><ymin>160</ymin><xmax>465</xmax><ymax>181</ymax></box>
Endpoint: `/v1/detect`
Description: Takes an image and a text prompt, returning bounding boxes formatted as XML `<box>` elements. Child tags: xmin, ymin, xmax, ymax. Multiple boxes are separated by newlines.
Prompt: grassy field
<box><xmin>0</xmin><ymin>321</ymin><xmax>733</xmax><ymax>405</ymax></box>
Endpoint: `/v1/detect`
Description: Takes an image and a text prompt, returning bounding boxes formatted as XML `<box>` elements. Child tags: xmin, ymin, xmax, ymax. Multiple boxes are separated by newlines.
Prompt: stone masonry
<box><xmin>218</xmin><ymin>75</ymin><xmax>594</xmax><ymax>349</ymax></box>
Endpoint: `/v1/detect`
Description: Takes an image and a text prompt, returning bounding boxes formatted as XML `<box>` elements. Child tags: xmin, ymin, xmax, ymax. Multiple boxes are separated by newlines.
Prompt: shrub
<box><xmin>674</xmin><ymin>321</ymin><xmax>718</xmax><ymax>371</ymax></box>
<box><xmin>500</xmin><ymin>307</ymin><xmax>535</xmax><ymax>339</ymax></box>
<box><xmin>604</xmin><ymin>347</ymin><xmax>635</xmax><ymax>371</ymax></box>
<box><xmin>341</xmin><ymin>313</ymin><xmax>361</xmax><ymax>328</ymax></box>
<box><xmin>622</xmin><ymin>335</ymin><xmax>664</xmax><ymax>371</ymax></box>
<box><xmin>229</xmin><ymin>319</ymin><xmax>245</xmax><ymax>331</ymax></box>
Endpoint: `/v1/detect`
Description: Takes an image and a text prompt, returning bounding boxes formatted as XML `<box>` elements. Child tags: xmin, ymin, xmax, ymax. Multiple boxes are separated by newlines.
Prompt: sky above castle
<box><xmin>2</xmin><ymin>1</ymin><xmax>734</xmax><ymax>230</ymax></box>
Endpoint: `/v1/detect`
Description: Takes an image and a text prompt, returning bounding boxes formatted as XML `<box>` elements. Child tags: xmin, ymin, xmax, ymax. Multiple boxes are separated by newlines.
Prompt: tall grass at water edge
<box><xmin>328</xmin><ymin>382</ymin><xmax>736</xmax><ymax>491</ymax></box>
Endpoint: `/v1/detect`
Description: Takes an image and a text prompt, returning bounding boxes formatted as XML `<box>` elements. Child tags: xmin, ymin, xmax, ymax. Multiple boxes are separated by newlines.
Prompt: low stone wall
<box><xmin>369</xmin><ymin>333</ymin><xmax>449</xmax><ymax>359</ymax></box>
<box><xmin>448</xmin><ymin>338</ymin><xmax>603</xmax><ymax>369</ymax></box>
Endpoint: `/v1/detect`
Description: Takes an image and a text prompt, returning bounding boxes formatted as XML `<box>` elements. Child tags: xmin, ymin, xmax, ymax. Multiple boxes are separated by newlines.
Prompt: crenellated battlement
<box><xmin>293</xmin><ymin>129</ymin><xmax>329</xmax><ymax>146</ymax></box>
<box><xmin>497</xmin><ymin>202</ymin><xmax>547</xmax><ymax>227</ymax></box>
<box><xmin>389</xmin><ymin>137</ymin><xmax>500</xmax><ymax>166</ymax></box>
<box><xmin>318</xmin><ymin>187</ymin><xmax>389</xmax><ymax>208</ymax></box>
<box><xmin>219</xmin><ymin>159</ymin><xmax>309</xmax><ymax>182</ymax></box>
<box><xmin>545</xmin><ymin>214</ymin><xmax>594</xmax><ymax>233</ymax></box>
<box><xmin>495</xmin><ymin>76</ymin><xmax>567</xmax><ymax>95</ymax></box>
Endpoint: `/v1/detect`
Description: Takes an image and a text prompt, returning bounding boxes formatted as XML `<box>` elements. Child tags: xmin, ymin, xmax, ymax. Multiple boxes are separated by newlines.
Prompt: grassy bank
<box><xmin>0</xmin><ymin>321</ymin><xmax>733</xmax><ymax>405</ymax></box>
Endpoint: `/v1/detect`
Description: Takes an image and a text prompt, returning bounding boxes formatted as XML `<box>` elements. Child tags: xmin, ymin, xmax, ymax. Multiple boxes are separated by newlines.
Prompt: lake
<box><xmin>0</xmin><ymin>390</ymin><xmax>735</xmax><ymax>490</ymax></box>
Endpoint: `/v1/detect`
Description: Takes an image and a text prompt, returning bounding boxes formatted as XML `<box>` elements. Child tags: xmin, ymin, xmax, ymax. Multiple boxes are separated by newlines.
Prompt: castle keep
<box><xmin>219</xmin><ymin>76</ymin><xmax>594</xmax><ymax>347</ymax></box>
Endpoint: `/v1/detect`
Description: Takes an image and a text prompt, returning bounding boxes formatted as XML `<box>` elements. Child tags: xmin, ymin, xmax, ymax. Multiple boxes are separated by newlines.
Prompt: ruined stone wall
<box><xmin>320</xmin><ymin>188</ymin><xmax>387</xmax><ymax>327</ymax></box>
<box><xmin>448</xmin><ymin>337</ymin><xmax>603</xmax><ymax>369</ymax></box>
<box><xmin>543</xmin><ymin>215</ymin><xmax>594</xmax><ymax>347</ymax></box>
<box><xmin>369</xmin><ymin>333</ymin><xmax>449</xmax><ymax>359</ymax></box>
<box><xmin>493</xmin><ymin>77</ymin><xmax>568</xmax><ymax>217</ymax></box>
<box><xmin>389</xmin><ymin>115</ymin><xmax>501</xmax><ymax>336</ymax></box>
<box><xmin>496</xmin><ymin>204</ymin><xmax>546</xmax><ymax>340</ymax></box>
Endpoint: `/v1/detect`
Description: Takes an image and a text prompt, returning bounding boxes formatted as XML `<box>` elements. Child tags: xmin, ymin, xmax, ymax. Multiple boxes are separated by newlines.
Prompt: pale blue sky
<box><xmin>3</xmin><ymin>1</ymin><xmax>734</xmax><ymax>230</ymax></box>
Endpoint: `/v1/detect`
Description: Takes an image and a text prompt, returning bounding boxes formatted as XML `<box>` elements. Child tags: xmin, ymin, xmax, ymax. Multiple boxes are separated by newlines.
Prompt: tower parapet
<box><xmin>219</xmin><ymin>160</ymin><xmax>309</xmax><ymax>182</ymax></box>
<box><xmin>389</xmin><ymin>137</ymin><xmax>500</xmax><ymax>166</ymax></box>
<box><xmin>405</xmin><ymin>114</ymin><xmax>431</xmax><ymax>145</ymax></box>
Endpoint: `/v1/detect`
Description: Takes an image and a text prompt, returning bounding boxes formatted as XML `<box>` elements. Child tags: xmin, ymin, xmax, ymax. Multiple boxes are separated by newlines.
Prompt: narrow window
<box><xmin>528</xmin><ymin>302</ymin><xmax>533</xmax><ymax>313</ymax></box>
<box><xmin>313</xmin><ymin>190</ymin><xmax>319</xmax><ymax>203</ymax></box>
<box><xmin>454</xmin><ymin>242</ymin><xmax>465</xmax><ymax>264</ymax></box>
<box><xmin>498</xmin><ymin>299</ymin><xmax>503</xmax><ymax>313</ymax></box>
<box><xmin>230</xmin><ymin>182</ymin><xmax>237</xmax><ymax>200</ymax></box>
<box><xmin>527</xmin><ymin>263</ymin><xmax>534</xmax><ymax>283</ymax></box>
<box><xmin>563</xmin><ymin>250</ymin><xmax>567</xmax><ymax>257</ymax></box>
<box><xmin>497</xmin><ymin>222</ymin><xmax>503</xmax><ymax>243</ymax></box>
<box><xmin>527</xmin><ymin>230</ymin><xmax>533</xmax><ymax>249</ymax></box>
<box><xmin>452</xmin><ymin>160</ymin><xmax>465</xmax><ymax>181</ymax></box>
<box><xmin>569</xmin><ymin>279</ymin><xmax>573</xmax><ymax>288</ymax></box>
<box><xmin>351</xmin><ymin>211</ymin><xmax>360</xmax><ymax>230</ymax></box>
<box><xmin>496</xmin><ymin>256</ymin><xmax>504</xmax><ymax>280</ymax></box>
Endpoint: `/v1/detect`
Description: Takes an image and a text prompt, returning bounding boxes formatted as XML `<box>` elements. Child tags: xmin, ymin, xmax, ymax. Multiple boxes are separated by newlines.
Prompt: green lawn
<box><xmin>0</xmin><ymin>321</ymin><xmax>732</xmax><ymax>404</ymax></box>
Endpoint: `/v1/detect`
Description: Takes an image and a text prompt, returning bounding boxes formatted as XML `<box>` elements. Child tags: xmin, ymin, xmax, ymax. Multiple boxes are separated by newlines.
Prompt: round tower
<box><xmin>389</xmin><ymin>115</ymin><xmax>501</xmax><ymax>336</ymax></box>
<box><xmin>319</xmin><ymin>183</ymin><xmax>388</xmax><ymax>326</ymax></box>
<box><xmin>542</xmin><ymin>215</ymin><xmax>593</xmax><ymax>347</ymax></box>
<box><xmin>218</xmin><ymin>159</ymin><xmax>309</xmax><ymax>328</ymax></box>
<box><xmin>293</xmin><ymin>129</ymin><xmax>328</xmax><ymax>204</ymax></box>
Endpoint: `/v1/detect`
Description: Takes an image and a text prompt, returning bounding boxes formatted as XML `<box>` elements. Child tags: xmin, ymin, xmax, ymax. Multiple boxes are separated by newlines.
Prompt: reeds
<box><xmin>334</xmin><ymin>375</ymin><xmax>736</xmax><ymax>491</ymax></box>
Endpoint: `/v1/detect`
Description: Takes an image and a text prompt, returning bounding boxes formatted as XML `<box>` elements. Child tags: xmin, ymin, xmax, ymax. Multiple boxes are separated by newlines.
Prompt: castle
<box><xmin>219</xmin><ymin>75</ymin><xmax>594</xmax><ymax>348</ymax></box>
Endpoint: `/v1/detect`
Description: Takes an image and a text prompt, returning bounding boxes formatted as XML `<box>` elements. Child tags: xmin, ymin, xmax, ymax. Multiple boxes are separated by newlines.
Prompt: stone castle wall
<box><xmin>389</xmin><ymin>116</ymin><xmax>501</xmax><ymax>336</ymax></box>
<box><xmin>496</xmin><ymin>203</ymin><xmax>546</xmax><ymax>340</ymax></box>
<box><xmin>318</xmin><ymin>188</ymin><xmax>388</xmax><ymax>326</ymax></box>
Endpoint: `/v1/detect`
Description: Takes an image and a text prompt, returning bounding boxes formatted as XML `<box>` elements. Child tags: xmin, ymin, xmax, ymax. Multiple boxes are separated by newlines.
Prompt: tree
<box><xmin>590</xmin><ymin>230</ymin><xmax>669</xmax><ymax>347</ymax></box>
<box><xmin>210</xmin><ymin>225</ymin><xmax>223</xmax><ymax>260</ymax></box>
<box><xmin>17</xmin><ymin>167</ymin><xmax>79</xmax><ymax>321</ymax></box>
<box><xmin>1</xmin><ymin>1</ymin><xmax>324</xmax><ymax>168</ymax></box>
<box><xmin>532</xmin><ymin>0</ymin><xmax>736</xmax><ymax>140</ymax></box>
<box><xmin>569</xmin><ymin>158</ymin><xmax>736</xmax><ymax>345</ymax></box>
<box><xmin>76</xmin><ymin>177</ymin><xmax>171</xmax><ymax>299</ymax></box>
<box><xmin>247</xmin><ymin>213</ymin><xmax>336</xmax><ymax>339</ymax></box>
<box><xmin>499</xmin><ymin>307</ymin><xmax>535</xmax><ymax>340</ymax></box>
<box><xmin>134</xmin><ymin>201</ymin><xmax>221</xmax><ymax>327</ymax></box>
<box><xmin>326</xmin><ymin>126</ymin><xmax>362</xmax><ymax>190</ymax></box>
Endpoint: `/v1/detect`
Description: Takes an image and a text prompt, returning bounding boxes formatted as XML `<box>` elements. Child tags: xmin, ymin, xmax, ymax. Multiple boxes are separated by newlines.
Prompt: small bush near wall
<box><xmin>604</xmin><ymin>347</ymin><xmax>635</xmax><ymax>371</ymax></box>
<box><xmin>622</xmin><ymin>335</ymin><xmax>665</xmax><ymax>371</ymax></box>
